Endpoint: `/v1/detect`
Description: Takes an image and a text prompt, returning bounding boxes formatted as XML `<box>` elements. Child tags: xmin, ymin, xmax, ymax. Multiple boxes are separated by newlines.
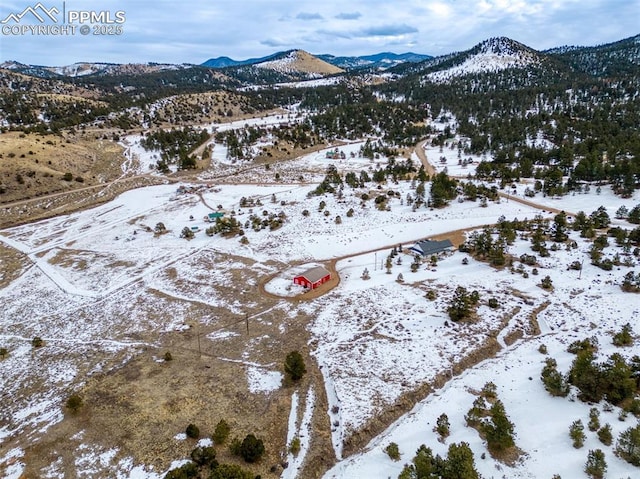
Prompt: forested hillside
<box><xmin>1</xmin><ymin>34</ymin><xmax>639</xmax><ymax>198</ymax></box>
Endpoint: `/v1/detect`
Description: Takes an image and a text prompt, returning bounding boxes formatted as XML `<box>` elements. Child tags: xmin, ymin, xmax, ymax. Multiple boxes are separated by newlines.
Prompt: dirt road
<box><xmin>413</xmin><ymin>140</ymin><xmax>437</xmax><ymax>176</ymax></box>
<box><xmin>259</xmin><ymin>139</ymin><xmax>573</xmax><ymax>301</ymax></box>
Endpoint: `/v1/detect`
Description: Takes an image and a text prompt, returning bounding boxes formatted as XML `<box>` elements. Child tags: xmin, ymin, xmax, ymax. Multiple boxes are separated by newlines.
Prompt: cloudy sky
<box><xmin>1</xmin><ymin>0</ymin><xmax>638</xmax><ymax>65</ymax></box>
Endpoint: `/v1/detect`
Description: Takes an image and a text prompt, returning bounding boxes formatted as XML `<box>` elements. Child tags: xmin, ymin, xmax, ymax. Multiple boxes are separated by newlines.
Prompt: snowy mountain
<box><xmin>0</xmin><ymin>61</ymin><xmax>194</xmax><ymax>78</ymax></box>
<box><xmin>202</xmin><ymin>51</ymin><xmax>431</xmax><ymax>71</ymax></box>
<box><xmin>253</xmin><ymin>50</ymin><xmax>344</xmax><ymax>76</ymax></box>
<box><xmin>4</xmin><ymin>34</ymin><xmax>638</xmax><ymax>87</ymax></box>
<box><xmin>317</xmin><ymin>52</ymin><xmax>432</xmax><ymax>70</ymax></box>
<box><xmin>422</xmin><ymin>37</ymin><xmax>543</xmax><ymax>82</ymax></box>
<box><xmin>48</xmin><ymin>62</ymin><xmax>120</xmax><ymax>77</ymax></box>
<box><xmin>0</xmin><ymin>60</ymin><xmax>63</xmax><ymax>79</ymax></box>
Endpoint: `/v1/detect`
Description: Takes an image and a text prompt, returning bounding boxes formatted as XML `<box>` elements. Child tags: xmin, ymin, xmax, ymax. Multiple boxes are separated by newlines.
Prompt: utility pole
<box><xmin>374</xmin><ymin>252</ymin><xmax>377</xmax><ymax>271</ymax></box>
<box><xmin>578</xmin><ymin>258</ymin><xmax>584</xmax><ymax>280</ymax></box>
<box><xmin>245</xmin><ymin>313</ymin><xmax>249</xmax><ymax>334</ymax></box>
<box><xmin>195</xmin><ymin>322</ymin><xmax>201</xmax><ymax>358</ymax></box>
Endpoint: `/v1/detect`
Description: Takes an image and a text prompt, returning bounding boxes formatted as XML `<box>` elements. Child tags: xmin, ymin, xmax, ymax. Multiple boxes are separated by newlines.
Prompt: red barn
<box><xmin>293</xmin><ymin>266</ymin><xmax>331</xmax><ymax>289</ymax></box>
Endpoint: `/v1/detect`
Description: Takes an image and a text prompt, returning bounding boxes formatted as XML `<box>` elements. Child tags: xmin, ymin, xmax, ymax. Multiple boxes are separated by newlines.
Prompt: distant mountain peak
<box><xmin>202</xmin><ymin>51</ymin><xmax>432</xmax><ymax>71</ymax></box>
<box><xmin>318</xmin><ymin>51</ymin><xmax>432</xmax><ymax>70</ymax></box>
<box><xmin>423</xmin><ymin>36</ymin><xmax>542</xmax><ymax>82</ymax></box>
<box><xmin>254</xmin><ymin>50</ymin><xmax>344</xmax><ymax>76</ymax></box>
<box><xmin>0</xmin><ymin>60</ymin><xmax>193</xmax><ymax>78</ymax></box>
<box><xmin>475</xmin><ymin>37</ymin><xmax>533</xmax><ymax>56</ymax></box>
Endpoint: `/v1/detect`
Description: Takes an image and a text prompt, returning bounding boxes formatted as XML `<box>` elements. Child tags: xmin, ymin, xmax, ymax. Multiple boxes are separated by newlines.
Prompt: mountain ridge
<box><xmin>0</xmin><ymin>60</ymin><xmax>194</xmax><ymax>78</ymax></box>
<box><xmin>2</xmin><ymin>33</ymin><xmax>638</xmax><ymax>83</ymax></box>
<box><xmin>388</xmin><ymin>34</ymin><xmax>640</xmax><ymax>80</ymax></box>
<box><xmin>202</xmin><ymin>51</ymin><xmax>432</xmax><ymax>71</ymax></box>
<box><xmin>252</xmin><ymin>49</ymin><xmax>343</xmax><ymax>76</ymax></box>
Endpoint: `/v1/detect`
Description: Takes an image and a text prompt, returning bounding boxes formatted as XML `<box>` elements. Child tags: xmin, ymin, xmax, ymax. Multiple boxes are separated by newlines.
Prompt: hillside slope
<box><xmin>255</xmin><ymin>50</ymin><xmax>344</xmax><ymax>76</ymax></box>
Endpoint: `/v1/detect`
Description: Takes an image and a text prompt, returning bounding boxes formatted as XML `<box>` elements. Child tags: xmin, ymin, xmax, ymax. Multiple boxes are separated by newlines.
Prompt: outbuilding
<box><xmin>408</xmin><ymin>239</ymin><xmax>455</xmax><ymax>256</ymax></box>
<box><xmin>205</xmin><ymin>212</ymin><xmax>225</xmax><ymax>222</ymax></box>
<box><xmin>293</xmin><ymin>266</ymin><xmax>331</xmax><ymax>289</ymax></box>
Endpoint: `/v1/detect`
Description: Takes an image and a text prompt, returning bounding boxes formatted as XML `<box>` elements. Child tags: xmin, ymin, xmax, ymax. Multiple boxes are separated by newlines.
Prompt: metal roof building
<box><xmin>408</xmin><ymin>239</ymin><xmax>455</xmax><ymax>256</ymax></box>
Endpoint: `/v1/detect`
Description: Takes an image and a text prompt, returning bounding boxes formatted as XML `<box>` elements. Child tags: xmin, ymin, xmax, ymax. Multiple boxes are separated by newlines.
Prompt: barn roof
<box><xmin>299</xmin><ymin>265</ymin><xmax>330</xmax><ymax>283</ymax></box>
<box><xmin>411</xmin><ymin>239</ymin><xmax>454</xmax><ymax>256</ymax></box>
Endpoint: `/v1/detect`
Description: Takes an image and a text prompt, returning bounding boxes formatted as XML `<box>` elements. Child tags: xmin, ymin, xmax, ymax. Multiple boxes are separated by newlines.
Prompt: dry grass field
<box><xmin>147</xmin><ymin>91</ymin><xmax>265</xmax><ymax>128</ymax></box>
<box><xmin>0</xmin><ymin>131</ymin><xmax>124</xmax><ymax>204</ymax></box>
<box><xmin>7</xmin><ymin>253</ymin><xmax>334</xmax><ymax>478</ymax></box>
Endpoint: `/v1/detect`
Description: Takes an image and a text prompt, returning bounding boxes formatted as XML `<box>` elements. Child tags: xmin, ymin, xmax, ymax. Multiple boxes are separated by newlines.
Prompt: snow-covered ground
<box><xmin>422</xmin><ymin>138</ymin><xmax>485</xmax><ymax>178</ymax></box>
<box><xmin>282</xmin><ymin>388</ymin><xmax>316</xmax><ymax>479</ymax></box>
<box><xmin>2</xmin><ymin>119</ymin><xmax>639</xmax><ymax>478</ymax></box>
<box><xmin>510</xmin><ymin>183</ymin><xmax>640</xmax><ymax>218</ymax></box>
<box><xmin>119</xmin><ymin>134</ymin><xmax>172</xmax><ymax>174</ymax></box>
<box><xmin>427</xmin><ymin>50</ymin><xmax>535</xmax><ymax>82</ymax></box>
<box><xmin>264</xmin><ymin>263</ymin><xmax>323</xmax><ymax>297</ymax></box>
<box><xmin>207</xmin><ymin>111</ymin><xmax>301</xmax><ymax>134</ymax></box>
<box><xmin>247</xmin><ymin>366</ymin><xmax>283</xmax><ymax>393</ymax></box>
<box><xmin>324</xmin><ymin>335</ymin><xmax>639</xmax><ymax>478</ymax></box>
<box><xmin>321</xmin><ymin>228</ymin><xmax>638</xmax><ymax>478</ymax></box>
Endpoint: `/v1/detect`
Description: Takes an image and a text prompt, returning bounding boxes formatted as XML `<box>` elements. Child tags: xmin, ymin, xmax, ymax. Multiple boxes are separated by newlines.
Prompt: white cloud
<box><xmin>335</xmin><ymin>12</ymin><xmax>362</xmax><ymax>20</ymax></box>
<box><xmin>0</xmin><ymin>0</ymin><xmax>637</xmax><ymax>64</ymax></box>
<box><xmin>296</xmin><ymin>12</ymin><xmax>323</xmax><ymax>21</ymax></box>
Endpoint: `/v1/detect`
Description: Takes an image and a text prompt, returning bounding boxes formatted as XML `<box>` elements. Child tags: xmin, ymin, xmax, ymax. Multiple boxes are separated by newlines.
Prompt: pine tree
<box><xmin>597</xmin><ymin>424</ymin><xmax>612</xmax><ymax>446</ymax></box>
<box><xmin>590</xmin><ymin>206</ymin><xmax>610</xmax><ymax>229</ymax></box>
<box><xmin>430</xmin><ymin>171</ymin><xmax>457</xmax><ymax>208</ymax></box>
<box><xmin>239</xmin><ymin>433</ymin><xmax>265</xmax><ymax>463</ymax></box>
<box><xmin>541</xmin><ymin>358</ymin><xmax>569</xmax><ymax>397</ymax></box>
<box><xmin>190</xmin><ymin>446</ymin><xmax>217</xmax><ymax>467</ymax></box>
<box><xmin>588</xmin><ymin>408</ymin><xmax>600</xmax><ymax>432</ymax></box>
<box><xmin>569</xmin><ymin>350</ymin><xmax>604</xmax><ymax>403</ymax></box>
<box><xmin>447</xmin><ymin>286</ymin><xmax>474</xmax><ymax>322</ymax></box>
<box><xmin>602</xmin><ymin>352</ymin><xmax>636</xmax><ymax>405</ymax></box>
<box><xmin>65</xmin><ymin>393</ymin><xmax>83</xmax><ymax>413</ymax></box>
<box><xmin>628</xmin><ymin>205</ymin><xmax>640</xmax><ymax>224</ymax></box>
<box><xmin>482</xmin><ymin>400</ymin><xmax>515</xmax><ymax>453</ymax></box>
<box><xmin>584</xmin><ymin>449</ymin><xmax>607</xmax><ymax>479</ymax></box>
<box><xmin>612</xmin><ymin>323</ymin><xmax>634</xmax><ymax>346</ymax></box>
<box><xmin>615</xmin><ymin>205</ymin><xmax>629</xmax><ymax>219</ymax></box>
<box><xmin>465</xmin><ymin>396</ymin><xmax>487</xmax><ymax>427</ymax></box>
<box><xmin>397</xmin><ymin>465</ymin><xmax>415</xmax><ymax>479</ymax></box>
<box><xmin>284</xmin><ymin>351</ymin><xmax>306</xmax><ymax>381</ymax></box>
<box><xmin>540</xmin><ymin>275</ymin><xmax>553</xmax><ymax>290</ymax></box>
<box><xmin>180</xmin><ymin>226</ymin><xmax>195</xmax><ymax>239</ymax></box>
<box><xmin>443</xmin><ymin>442</ymin><xmax>479</xmax><ymax>479</ymax></box>
<box><xmin>616</xmin><ymin>423</ymin><xmax>640</xmax><ymax>466</ymax></box>
<box><xmin>411</xmin><ymin>254</ymin><xmax>422</xmax><ymax>273</ymax></box>
<box><xmin>384</xmin><ymin>442</ymin><xmax>401</xmax><ymax>461</ymax></box>
<box><xmin>551</xmin><ymin>211</ymin><xmax>569</xmax><ymax>242</ymax></box>
<box><xmin>209</xmin><ymin>464</ymin><xmax>253</xmax><ymax>479</ymax></box>
<box><xmin>436</xmin><ymin>413</ymin><xmax>450</xmax><ymax>440</ymax></box>
<box><xmin>412</xmin><ymin>445</ymin><xmax>440</xmax><ymax>478</ymax></box>
<box><xmin>213</xmin><ymin>419</ymin><xmax>231</xmax><ymax>444</ymax></box>
<box><xmin>530</xmin><ymin>225</ymin><xmax>547</xmax><ymax>255</ymax></box>
<box><xmin>569</xmin><ymin>420</ymin><xmax>586</xmax><ymax>448</ymax></box>
<box><xmin>185</xmin><ymin>423</ymin><xmax>200</xmax><ymax>439</ymax></box>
